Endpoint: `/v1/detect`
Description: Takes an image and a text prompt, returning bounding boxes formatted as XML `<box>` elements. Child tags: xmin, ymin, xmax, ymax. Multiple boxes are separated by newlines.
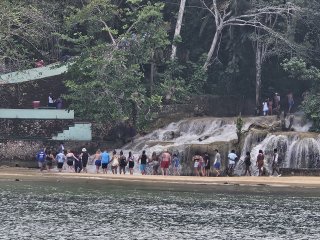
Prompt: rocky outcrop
<box><xmin>0</xmin><ymin>119</ymin><xmax>74</xmax><ymax>140</ymax></box>
<box><xmin>0</xmin><ymin>140</ymin><xmax>109</xmax><ymax>167</ymax></box>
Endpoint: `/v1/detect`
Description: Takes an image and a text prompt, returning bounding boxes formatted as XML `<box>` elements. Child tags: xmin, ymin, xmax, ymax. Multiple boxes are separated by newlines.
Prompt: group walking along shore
<box><xmin>35</xmin><ymin>142</ymin><xmax>283</xmax><ymax>177</ymax></box>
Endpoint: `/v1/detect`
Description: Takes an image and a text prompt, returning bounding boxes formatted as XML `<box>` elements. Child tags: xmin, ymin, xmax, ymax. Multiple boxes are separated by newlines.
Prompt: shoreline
<box><xmin>1</xmin><ymin>168</ymin><xmax>320</xmax><ymax>195</ymax></box>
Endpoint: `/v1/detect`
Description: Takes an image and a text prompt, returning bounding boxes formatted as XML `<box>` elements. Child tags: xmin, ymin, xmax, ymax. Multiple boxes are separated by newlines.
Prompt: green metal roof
<box><xmin>0</xmin><ymin>63</ymin><xmax>69</xmax><ymax>84</ymax></box>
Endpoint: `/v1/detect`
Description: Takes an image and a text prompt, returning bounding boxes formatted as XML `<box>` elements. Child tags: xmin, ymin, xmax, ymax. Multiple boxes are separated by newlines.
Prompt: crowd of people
<box><xmin>223</xmin><ymin>148</ymin><xmax>281</xmax><ymax>177</ymax></box>
<box><xmin>35</xmin><ymin>143</ymin><xmax>181</xmax><ymax>176</ymax></box>
<box><xmin>36</xmin><ymin>142</ymin><xmax>282</xmax><ymax>177</ymax></box>
<box><xmin>260</xmin><ymin>91</ymin><xmax>294</xmax><ymax>116</ymax></box>
<box><xmin>152</xmin><ymin>148</ymin><xmax>281</xmax><ymax>177</ymax></box>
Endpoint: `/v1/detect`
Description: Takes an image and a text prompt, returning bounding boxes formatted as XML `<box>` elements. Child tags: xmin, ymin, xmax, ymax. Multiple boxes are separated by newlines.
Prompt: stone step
<box><xmin>51</xmin><ymin>123</ymin><xmax>92</xmax><ymax>141</ymax></box>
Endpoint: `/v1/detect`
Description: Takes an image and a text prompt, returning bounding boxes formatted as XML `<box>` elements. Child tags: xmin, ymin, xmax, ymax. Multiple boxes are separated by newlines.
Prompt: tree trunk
<box><xmin>150</xmin><ymin>61</ymin><xmax>155</xmax><ymax>95</ymax></box>
<box><xmin>147</xmin><ymin>50</ymin><xmax>156</xmax><ymax>96</ymax></box>
<box><xmin>203</xmin><ymin>27</ymin><xmax>222</xmax><ymax>70</ymax></box>
<box><xmin>255</xmin><ymin>42</ymin><xmax>262</xmax><ymax>107</ymax></box>
<box><xmin>171</xmin><ymin>0</ymin><xmax>186</xmax><ymax>60</ymax></box>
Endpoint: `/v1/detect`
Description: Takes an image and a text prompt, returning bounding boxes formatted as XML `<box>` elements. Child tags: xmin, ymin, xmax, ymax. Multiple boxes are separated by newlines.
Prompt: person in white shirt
<box><xmin>213</xmin><ymin>149</ymin><xmax>221</xmax><ymax>177</ymax></box>
<box><xmin>48</xmin><ymin>93</ymin><xmax>55</xmax><ymax>107</ymax></box>
<box><xmin>227</xmin><ymin>150</ymin><xmax>238</xmax><ymax>176</ymax></box>
<box><xmin>262</xmin><ymin>99</ymin><xmax>269</xmax><ymax>116</ymax></box>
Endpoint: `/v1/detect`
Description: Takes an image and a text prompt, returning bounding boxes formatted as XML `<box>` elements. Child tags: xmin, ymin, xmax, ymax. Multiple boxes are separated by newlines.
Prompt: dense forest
<box><xmin>2</xmin><ymin>0</ymin><xmax>320</xmax><ymax>131</ymax></box>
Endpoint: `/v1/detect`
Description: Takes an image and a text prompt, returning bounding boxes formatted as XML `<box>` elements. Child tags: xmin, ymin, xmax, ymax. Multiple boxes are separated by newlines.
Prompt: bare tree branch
<box><xmin>201</xmin><ymin>0</ymin><xmax>301</xmax><ymax>69</ymax></box>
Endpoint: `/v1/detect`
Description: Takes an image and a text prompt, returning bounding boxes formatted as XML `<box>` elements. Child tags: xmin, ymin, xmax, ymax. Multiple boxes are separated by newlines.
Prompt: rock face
<box><xmin>122</xmin><ymin>114</ymin><xmax>320</xmax><ymax>176</ymax></box>
<box><xmin>0</xmin><ymin>140</ymin><xmax>43</xmax><ymax>167</ymax></box>
<box><xmin>0</xmin><ymin>119</ymin><xmax>74</xmax><ymax>139</ymax></box>
<box><xmin>280</xmin><ymin>168</ymin><xmax>320</xmax><ymax>176</ymax></box>
<box><xmin>0</xmin><ymin>140</ymin><xmax>107</xmax><ymax>167</ymax></box>
<box><xmin>181</xmin><ymin>141</ymin><xmax>236</xmax><ymax>176</ymax></box>
<box><xmin>153</xmin><ymin>95</ymin><xmax>255</xmax><ymax>128</ymax></box>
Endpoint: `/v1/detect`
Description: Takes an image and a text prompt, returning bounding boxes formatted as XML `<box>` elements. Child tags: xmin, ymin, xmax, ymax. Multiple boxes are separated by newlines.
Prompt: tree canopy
<box><xmin>2</xmin><ymin>0</ymin><xmax>320</xmax><ymax>132</ymax></box>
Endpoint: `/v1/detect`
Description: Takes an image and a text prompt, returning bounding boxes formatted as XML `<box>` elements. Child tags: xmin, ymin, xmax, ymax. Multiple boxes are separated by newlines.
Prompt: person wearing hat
<box><xmin>79</xmin><ymin>147</ymin><xmax>90</xmax><ymax>173</ymax></box>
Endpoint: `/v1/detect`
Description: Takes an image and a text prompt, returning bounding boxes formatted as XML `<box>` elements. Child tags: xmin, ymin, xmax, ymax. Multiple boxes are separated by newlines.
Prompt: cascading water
<box><xmin>124</xmin><ymin>117</ymin><xmax>238</xmax><ymax>154</ymax></box>
<box><xmin>236</xmin><ymin>134</ymin><xmax>290</xmax><ymax>176</ymax></box>
<box><xmin>236</xmin><ymin>132</ymin><xmax>320</xmax><ymax>176</ymax></box>
<box><xmin>124</xmin><ymin>116</ymin><xmax>277</xmax><ymax>155</ymax></box>
<box><xmin>123</xmin><ymin>114</ymin><xmax>316</xmax><ymax>175</ymax></box>
<box><xmin>285</xmin><ymin>137</ymin><xmax>320</xmax><ymax>168</ymax></box>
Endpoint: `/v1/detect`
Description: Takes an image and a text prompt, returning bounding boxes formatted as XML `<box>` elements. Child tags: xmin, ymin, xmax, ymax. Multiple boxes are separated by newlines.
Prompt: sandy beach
<box><xmin>1</xmin><ymin>167</ymin><xmax>320</xmax><ymax>195</ymax></box>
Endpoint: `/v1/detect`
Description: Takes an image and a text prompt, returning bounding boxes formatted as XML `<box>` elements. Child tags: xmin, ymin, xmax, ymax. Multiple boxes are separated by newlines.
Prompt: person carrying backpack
<box><xmin>119</xmin><ymin>151</ymin><xmax>127</xmax><ymax>174</ymax></box>
<box><xmin>36</xmin><ymin>148</ymin><xmax>46</xmax><ymax>172</ymax></box>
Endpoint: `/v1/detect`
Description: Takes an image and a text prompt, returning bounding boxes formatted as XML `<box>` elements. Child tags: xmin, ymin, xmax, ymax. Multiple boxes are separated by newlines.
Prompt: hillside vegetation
<box><xmin>2</xmin><ymin>0</ymin><xmax>320</xmax><ymax>131</ymax></box>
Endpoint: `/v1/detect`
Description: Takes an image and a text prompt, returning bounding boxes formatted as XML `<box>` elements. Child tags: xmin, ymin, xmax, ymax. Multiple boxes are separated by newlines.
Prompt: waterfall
<box><xmin>124</xmin><ymin>117</ymin><xmax>239</xmax><ymax>154</ymax></box>
<box><xmin>122</xmin><ymin>115</ymin><xmax>317</xmax><ymax>175</ymax></box>
<box><xmin>125</xmin><ymin>116</ymin><xmax>281</xmax><ymax>154</ymax></box>
<box><xmin>236</xmin><ymin>132</ymin><xmax>320</xmax><ymax>176</ymax></box>
<box><xmin>236</xmin><ymin>134</ymin><xmax>289</xmax><ymax>176</ymax></box>
<box><xmin>285</xmin><ymin>138</ymin><xmax>320</xmax><ymax>168</ymax></box>
<box><xmin>241</xmin><ymin>130</ymin><xmax>268</xmax><ymax>157</ymax></box>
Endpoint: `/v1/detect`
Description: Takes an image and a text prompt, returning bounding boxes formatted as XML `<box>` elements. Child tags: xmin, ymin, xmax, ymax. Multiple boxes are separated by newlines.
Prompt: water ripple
<box><xmin>0</xmin><ymin>183</ymin><xmax>319</xmax><ymax>240</ymax></box>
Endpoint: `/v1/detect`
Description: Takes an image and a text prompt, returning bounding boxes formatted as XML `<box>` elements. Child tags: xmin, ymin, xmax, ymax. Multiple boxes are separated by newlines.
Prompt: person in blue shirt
<box><xmin>101</xmin><ymin>149</ymin><xmax>110</xmax><ymax>174</ymax></box>
<box><xmin>55</xmin><ymin>150</ymin><xmax>66</xmax><ymax>172</ymax></box>
<box><xmin>36</xmin><ymin>148</ymin><xmax>46</xmax><ymax>172</ymax></box>
<box><xmin>172</xmin><ymin>153</ymin><xmax>180</xmax><ymax>176</ymax></box>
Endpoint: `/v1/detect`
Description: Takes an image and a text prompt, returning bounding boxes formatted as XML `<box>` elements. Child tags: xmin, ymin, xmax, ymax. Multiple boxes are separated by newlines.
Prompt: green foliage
<box><xmin>0</xmin><ymin>0</ymin><xmax>58</xmax><ymax>70</ymax></box>
<box><xmin>282</xmin><ymin>57</ymin><xmax>320</xmax><ymax>81</ymax></box>
<box><xmin>3</xmin><ymin>0</ymin><xmax>320</xmax><ymax>136</ymax></box>
<box><xmin>283</xmin><ymin>58</ymin><xmax>320</xmax><ymax>131</ymax></box>
<box><xmin>123</xmin><ymin>2</ymin><xmax>170</xmax><ymax>64</ymax></box>
<box><xmin>235</xmin><ymin>115</ymin><xmax>244</xmax><ymax>143</ymax></box>
<box><xmin>186</xmin><ymin>56</ymin><xmax>208</xmax><ymax>93</ymax></box>
<box><xmin>172</xmin><ymin>35</ymin><xmax>182</xmax><ymax>45</ymax></box>
<box><xmin>65</xmin><ymin>45</ymin><xmax>147</xmax><ymax>128</ymax></box>
<box><xmin>301</xmin><ymin>92</ymin><xmax>320</xmax><ymax>131</ymax></box>
<box><xmin>156</xmin><ymin>61</ymin><xmax>190</xmax><ymax>102</ymax></box>
<box><xmin>63</xmin><ymin>2</ymin><xmax>170</xmax><ymax>132</ymax></box>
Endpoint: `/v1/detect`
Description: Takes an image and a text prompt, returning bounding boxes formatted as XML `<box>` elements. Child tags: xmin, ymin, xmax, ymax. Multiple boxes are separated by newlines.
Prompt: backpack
<box><xmin>120</xmin><ymin>156</ymin><xmax>127</xmax><ymax>166</ymax></box>
<box><xmin>244</xmin><ymin>157</ymin><xmax>251</xmax><ymax>166</ymax></box>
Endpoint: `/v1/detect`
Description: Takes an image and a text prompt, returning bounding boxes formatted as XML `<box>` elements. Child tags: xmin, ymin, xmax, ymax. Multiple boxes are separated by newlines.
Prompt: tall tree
<box><xmin>62</xmin><ymin>1</ymin><xmax>169</xmax><ymax>131</ymax></box>
<box><xmin>171</xmin><ymin>0</ymin><xmax>187</xmax><ymax>60</ymax></box>
<box><xmin>0</xmin><ymin>0</ymin><xmax>58</xmax><ymax>72</ymax></box>
<box><xmin>200</xmin><ymin>0</ymin><xmax>299</xmax><ymax>70</ymax></box>
<box><xmin>251</xmin><ymin>8</ymin><xmax>294</xmax><ymax>106</ymax></box>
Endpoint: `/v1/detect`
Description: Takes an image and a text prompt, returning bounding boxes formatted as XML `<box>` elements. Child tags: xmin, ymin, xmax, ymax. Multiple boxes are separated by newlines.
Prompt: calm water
<box><xmin>0</xmin><ymin>180</ymin><xmax>319</xmax><ymax>240</ymax></box>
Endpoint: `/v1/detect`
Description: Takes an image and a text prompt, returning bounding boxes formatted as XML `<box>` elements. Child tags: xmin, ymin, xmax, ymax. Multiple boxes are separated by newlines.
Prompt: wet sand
<box><xmin>1</xmin><ymin>167</ymin><xmax>320</xmax><ymax>196</ymax></box>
